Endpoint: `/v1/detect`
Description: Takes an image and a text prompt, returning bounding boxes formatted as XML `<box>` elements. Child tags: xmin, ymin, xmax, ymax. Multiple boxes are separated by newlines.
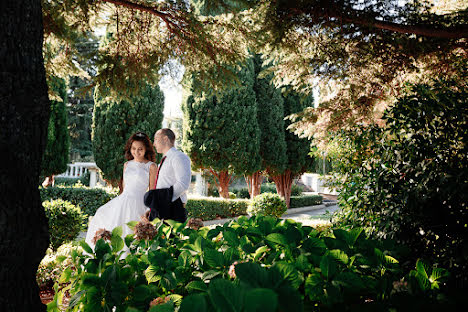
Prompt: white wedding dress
<box><xmin>85</xmin><ymin>160</ymin><xmax>153</xmax><ymax>248</ymax></box>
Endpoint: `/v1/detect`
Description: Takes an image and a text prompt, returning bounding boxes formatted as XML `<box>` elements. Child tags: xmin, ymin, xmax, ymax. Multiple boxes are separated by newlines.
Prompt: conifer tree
<box><xmin>183</xmin><ymin>60</ymin><xmax>261</xmax><ymax>198</ymax></box>
<box><xmin>269</xmin><ymin>91</ymin><xmax>314</xmax><ymax>208</ymax></box>
<box><xmin>92</xmin><ymin>83</ymin><xmax>164</xmax><ymax>188</ymax></box>
<box><xmin>246</xmin><ymin>54</ymin><xmax>287</xmax><ymax>198</ymax></box>
<box><xmin>41</xmin><ymin>77</ymin><xmax>70</xmax><ymax>186</ymax></box>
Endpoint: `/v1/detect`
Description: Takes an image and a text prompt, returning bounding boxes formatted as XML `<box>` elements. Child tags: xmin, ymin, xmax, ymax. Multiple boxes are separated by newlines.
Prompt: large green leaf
<box><xmin>79</xmin><ymin>240</ymin><xmax>93</xmax><ymax>254</ymax></box>
<box><xmin>178</xmin><ymin>250</ymin><xmax>193</xmax><ymax>267</ymax></box>
<box><xmin>253</xmin><ymin>246</ymin><xmax>269</xmax><ymax>261</ymax></box>
<box><xmin>223</xmin><ymin>230</ymin><xmax>240</xmax><ymax>246</ymax></box>
<box><xmin>186</xmin><ymin>281</ymin><xmax>208</xmax><ymax>293</ymax></box>
<box><xmin>112</xmin><ymin>226</ymin><xmax>123</xmax><ymax>237</ymax></box>
<box><xmin>320</xmin><ymin>255</ymin><xmax>337</xmax><ymax>280</ymax></box>
<box><xmin>234</xmin><ymin>262</ymin><xmax>269</xmax><ymax>288</ymax></box>
<box><xmin>201</xmin><ymin>270</ymin><xmax>221</xmax><ymax>282</ymax></box>
<box><xmin>179</xmin><ymin>294</ymin><xmax>207</xmax><ymax>312</ymax></box>
<box><xmin>244</xmin><ymin>288</ymin><xmax>278</xmax><ymax>312</ymax></box>
<box><xmin>265</xmin><ymin>233</ymin><xmax>288</xmax><ymax>246</ymax></box>
<box><xmin>204</xmin><ymin>248</ymin><xmax>225</xmax><ymax>268</ymax></box>
<box><xmin>274</xmin><ymin>262</ymin><xmax>302</xmax><ymax>289</ymax></box>
<box><xmin>207</xmin><ymin>279</ymin><xmax>244</xmax><ymax>312</ymax></box>
<box><xmin>133</xmin><ymin>284</ymin><xmax>151</xmax><ymax>302</ymax></box>
<box><xmin>303</xmin><ymin>237</ymin><xmax>326</xmax><ymax>255</ymax></box>
<box><xmin>111</xmin><ymin>234</ymin><xmax>124</xmax><ymax>252</ymax></box>
<box><xmin>329</xmin><ymin>249</ymin><xmax>349</xmax><ymax>265</ymax></box>
<box><xmin>145</xmin><ymin>265</ymin><xmax>162</xmax><ymax>284</ymax></box>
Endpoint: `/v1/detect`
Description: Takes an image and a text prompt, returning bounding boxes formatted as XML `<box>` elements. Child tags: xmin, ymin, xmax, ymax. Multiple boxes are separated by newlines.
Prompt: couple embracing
<box><xmin>85</xmin><ymin>128</ymin><xmax>191</xmax><ymax>249</ymax></box>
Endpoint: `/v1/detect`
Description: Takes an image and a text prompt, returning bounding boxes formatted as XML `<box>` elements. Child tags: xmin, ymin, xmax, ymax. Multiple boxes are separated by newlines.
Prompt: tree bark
<box><xmin>245</xmin><ymin>171</ymin><xmax>263</xmax><ymax>199</ymax></box>
<box><xmin>0</xmin><ymin>0</ymin><xmax>50</xmax><ymax>310</ymax></box>
<box><xmin>209</xmin><ymin>169</ymin><xmax>231</xmax><ymax>199</ymax></box>
<box><xmin>270</xmin><ymin>170</ymin><xmax>293</xmax><ymax>209</ymax></box>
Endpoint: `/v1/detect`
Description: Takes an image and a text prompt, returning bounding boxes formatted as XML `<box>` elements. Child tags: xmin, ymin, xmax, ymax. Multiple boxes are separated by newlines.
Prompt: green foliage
<box><xmin>40</xmin><ymin>185</ymin><xmax>118</xmax><ymax>217</ymax></box>
<box><xmin>92</xmin><ymin>82</ymin><xmax>164</xmax><ymax>184</ymax></box>
<box><xmin>330</xmin><ymin>80</ymin><xmax>468</xmax><ymax>288</ymax></box>
<box><xmin>231</xmin><ymin>183</ymin><xmax>303</xmax><ymax>199</ymax></box>
<box><xmin>36</xmin><ymin>242</ymin><xmax>83</xmax><ymax>289</ymax></box>
<box><xmin>182</xmin><ymin>59</ymin><xmax>261</xmax><ymax>176</ymax></box>
<box><xmin>54</xmin><ymin>171</ymin><xmax>90</xmax><ymax>187</ymax></box>
<box><xmin>50</xmin><ymin>216</ymin><xmax>451</xmax><ymax>311</ymax></box>
<box><xmin>289</xmin><ymin>195</ymin><xmax>322</xmax><ymax>208</ymax></box>
<box><xmin>281</xmin><ymin>91</ymin><xmax>314</xmax><ymax>175</ymax></box>
<box><xmin>43</xmin><ymin>199</ymin><xmax>87</xmax><ymax>250</ymax></box>
<box><xmin>186</xmin><ymin>197</ymin><xmax>249</xmax><ymax>220</ymax></box>
<box><xmin>247</xmin><ymin>193</ymin><xmax>287</xmax><ymax>218</ymax></box>
<box><xmin>253</xmin><ymin>54</ymin><xmax>287</xmax><ymax>175</ymax></box>
<box><xmin>41</xmin><ymin>77</ymin><xmax>70</xmax><ymax>177</ymax></box>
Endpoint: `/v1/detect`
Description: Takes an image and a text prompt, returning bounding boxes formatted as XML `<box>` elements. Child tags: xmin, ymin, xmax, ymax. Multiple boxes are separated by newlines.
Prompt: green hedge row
<box><xmin>40</xmin><ymin>186</ymin><xmax>118</xmax><ymax>217</ymax></box>
<box><xmin>186</xmin><ymin>197</ymin><xmax>249</xmax><ymax>220</ymax></box>
<box><xmin>289</xmin><ymin>195</ymin><xmax>323</xmax><ymax>208</ymax></box>
<box><xmin>40</xmin><ymin>187</ymin><xmax>322</xmax><ymax>221</ymax></box>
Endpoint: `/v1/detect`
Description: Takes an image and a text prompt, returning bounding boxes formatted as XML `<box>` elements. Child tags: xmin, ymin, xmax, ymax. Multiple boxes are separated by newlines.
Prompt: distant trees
<box><xmin>184</xmin><ymin>55</ymin><xmax>314</xmax><ymax>204</ymax></box>
<box><xmin>182</xmin><ymin>60</ymin><xmax>261</xmax><ymax>198</ymax></box>
<box><xmin>41</xmin><ymin>77</ymin><xmax>70</xmax><ymax>187</ymax></box>
<box><xmin>92</xmin><ymin>83</ymin><xmax>164</xmax><ymax>188</ymax></box>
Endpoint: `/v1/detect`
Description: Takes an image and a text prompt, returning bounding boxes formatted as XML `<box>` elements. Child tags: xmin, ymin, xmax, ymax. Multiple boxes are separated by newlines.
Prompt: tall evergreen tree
<box><xmin>183</xmin><ymin>60</ymin><xmax>261</xmax><ymax>198</ymax></box>
<box><xmin>92</xmin><ymin>83</ymin><xmax>164</xmax><ymax>188</ymax></box>
<box><xmin>41</xmin><ymin>77</ymin><xmax>70</xmax><ymax>186</ymax></box>
<box><xmin>246</xmin><ymin>54</ymin><xmax>287</xmax><ymax>198</ymax></box>
<box><xmin>269</xmin><ymin>90</ymin><xmax>314</xmax><ymax>208</ymax></box>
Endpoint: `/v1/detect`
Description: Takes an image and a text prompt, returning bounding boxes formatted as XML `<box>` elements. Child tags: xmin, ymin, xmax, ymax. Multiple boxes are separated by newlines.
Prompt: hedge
<box><xmin>40</xmin><ymin>186</ymin><xmax>118</xmax><ymax>217</ymax></box>
<box><xmin>186</xmin><ymin>197</ymin><xmax>249</xmax><ymax>220</ymax></box>
<box><xmin>289</xmin><ymin>195</ymin><xmax>323</xmax><ymax>208</ymax></box>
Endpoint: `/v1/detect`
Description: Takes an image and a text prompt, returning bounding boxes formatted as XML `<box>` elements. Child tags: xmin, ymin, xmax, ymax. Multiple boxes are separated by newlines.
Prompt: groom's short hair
<box><xmin>158</xmin><ymin>128</ymin><xmax>176</xmax><ymax>144</ymax></box>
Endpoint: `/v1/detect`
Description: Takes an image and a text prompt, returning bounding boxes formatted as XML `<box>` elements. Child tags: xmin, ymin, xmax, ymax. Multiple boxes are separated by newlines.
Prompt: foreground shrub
<box><xmin>186</xmin><ymin>197</ymin><xmax>249</xmax><ymax>220</ymax></box>
<box><xmin>49</xmin><ymin>216</ymin><xmax>452</xmax><ymax>311</ymax></box>
<box><xmin>36</xmin><ymin>243</ymin><xmax>82</xmax><ymax>290</ymax></box>
<box><xmin>247</xmin><ymin>192</ymin><xmax>287</xmax><ymax>217</ymax></box>
<box><xmin>329</xmin><ymin>80</ymin><xmax>468</xmax><ymax>288</ymax></box>
<box><xmin>40</xmin><ymin>185</ymin><xmax>118</xmax><ymax>216</ymax></box>
<box><xmin>43</xmin><ymin>199</ymin><xmax>87</xmax><ymax>250</ymax></box>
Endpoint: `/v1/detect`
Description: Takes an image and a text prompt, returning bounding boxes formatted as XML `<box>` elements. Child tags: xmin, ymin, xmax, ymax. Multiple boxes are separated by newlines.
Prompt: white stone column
<box><xmin>195</xmin><ymin>172</ymin><xmax>207</xmax><ymax>196</ymax></box>
<box><xmin>88</xmin><ymin>168</ymin><xmax>98</xmax><ymax>188</ymax></box>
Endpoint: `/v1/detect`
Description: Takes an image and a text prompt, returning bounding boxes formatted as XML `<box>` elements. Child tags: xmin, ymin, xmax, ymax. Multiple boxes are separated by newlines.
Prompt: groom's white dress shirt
<box><xmin>155</xmin><ymin>147</ymin><xmax>191</xmax><ymax>203</ymax></box>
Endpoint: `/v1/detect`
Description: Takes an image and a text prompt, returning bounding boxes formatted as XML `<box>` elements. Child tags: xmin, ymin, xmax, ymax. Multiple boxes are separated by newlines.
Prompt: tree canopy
<box><xmin>42</xmin><ymin>0</ymin><xmax>467</xmax><ymax>142</ymax></box>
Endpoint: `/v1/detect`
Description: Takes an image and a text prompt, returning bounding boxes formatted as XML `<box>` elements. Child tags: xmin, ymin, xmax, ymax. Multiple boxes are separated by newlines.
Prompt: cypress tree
<box><xmin>269</xmin><ymin>90</ymin><xmax>314</xmax><ymax>207</ymax></box>
<box><xmin>183</xmin><ymin>60</ymin><xmax>261</xmax><ymax>198</ymax></box>
<box><xmin>92</xmin><ymin>83</ymin><xmax>164</xmax><ymax>188</ymax></box>
<box><xmin>41</xmin><ymin>77</ymin><xmax>70</xmax><ymax>186</ymax></box>
<box><xmin>247</xmin><ymin>54</ymin><xmax>287</xmax><ymax>198</ymax></box>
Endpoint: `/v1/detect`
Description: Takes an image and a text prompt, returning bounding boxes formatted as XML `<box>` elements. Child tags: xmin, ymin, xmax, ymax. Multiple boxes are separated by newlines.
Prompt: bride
<box><xmin>85</xmin><ymin>132</ymin><xmax>157</xmax><ymax>248</ymax></box>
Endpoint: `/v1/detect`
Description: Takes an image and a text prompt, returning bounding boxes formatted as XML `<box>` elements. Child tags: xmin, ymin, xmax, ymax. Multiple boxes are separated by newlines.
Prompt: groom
<box><xmin>145</xmin><ymin>128</ymin><xmax>191</xmax><ymax>222</ymax></box>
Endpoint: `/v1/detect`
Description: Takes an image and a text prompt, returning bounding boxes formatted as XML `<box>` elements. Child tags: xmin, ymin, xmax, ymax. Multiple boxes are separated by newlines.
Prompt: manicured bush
<box><xmin>50</xmin><ymin>216</ymin><xmax>452</xmax><ymax>311</ymax></box>
<box><xmin>232</xmin><ymin>183</ymin><xmax>303</xmax><ymax>199</ymax></box>
<box><xmin>43</xmin><ymin>199</ymin><xmax>87</xmax><ymax>250</ymax></box>
<box><xmin>54</xmin><ymin>171</ymin><xmax>90</xmax><ymax>186</ymax></box>
<box><xmin>186</xmin><ymin>197</ymin><xmax>249</xmax><ymax>220</ymax></box>
<box><xmin>247</xmin><ymin>192</ymin><xmax>287</xmax><ymax>217</ymax></box>
<box><xmin>40</xmin><ymin>185</ymin><xmax>118</xmax><ymax>217</ymax></box>
<box><xmin>289</xmin><ymin>195</ymin><xmax>323</xmax><ymax>208</ymax></box>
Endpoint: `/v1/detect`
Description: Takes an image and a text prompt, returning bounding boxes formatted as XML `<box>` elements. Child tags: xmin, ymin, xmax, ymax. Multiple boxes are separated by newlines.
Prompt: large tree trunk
<box><xmin>270</xmin><ymin>170</ymin><xmax>293</xmax><ymax>209</ymax></box>
<box><xmin>0</xmin><ymin>0</ymin><xmax>50</xmax><ymax>310</ymax></box>
<box><xmin>209</xmin><ymin>169</ymin><xmax>231</xmax><ymax>199</ymax></box>
<box><xmin>245</xmin><ymin>171</ymin><xmax>263</xmax><ymax>199</ymax></box>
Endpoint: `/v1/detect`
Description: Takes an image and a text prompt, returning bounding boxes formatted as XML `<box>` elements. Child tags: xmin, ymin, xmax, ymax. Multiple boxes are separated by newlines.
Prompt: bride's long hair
<box><xmin>124</xmin><ymin>132</ymin><xmax>156</xmax><ymax>162</ymax></box>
